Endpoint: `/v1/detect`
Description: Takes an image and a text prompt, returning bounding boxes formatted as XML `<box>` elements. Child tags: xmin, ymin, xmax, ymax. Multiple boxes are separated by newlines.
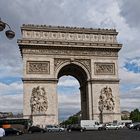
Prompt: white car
<box><xmin>105</xmin><ymin>123</ymin><xmax>119</xmax><ymax>130</ymax></box>
<box><xmin>117</xmin><ymin>123</ymin><xmax>125</xmax><ymax>128</ymax></box>
<box><xmin>45</xmin><ymin>125</ymin><xmax>65</xmax><ymax>132</ymax></box>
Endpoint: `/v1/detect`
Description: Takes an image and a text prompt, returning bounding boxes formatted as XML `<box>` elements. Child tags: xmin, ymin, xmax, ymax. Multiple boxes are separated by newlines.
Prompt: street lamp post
<box><xmin>0</xmin><ymin>18</ymin><xmax>15</xmax><ymax>39</ymax></box>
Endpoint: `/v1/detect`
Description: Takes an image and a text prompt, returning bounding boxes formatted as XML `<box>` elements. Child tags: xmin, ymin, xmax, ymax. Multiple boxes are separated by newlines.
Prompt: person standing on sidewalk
<box><xmin>0</xmin><ymin>126</ymin><xmax>5</xmax><ymax>140</ymax></box>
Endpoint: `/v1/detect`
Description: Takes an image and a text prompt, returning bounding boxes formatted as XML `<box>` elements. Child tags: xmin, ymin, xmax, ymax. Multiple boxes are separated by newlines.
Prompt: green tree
<box><xmin>130</xmin><ymin>109</ymin><xmax>140</xmax><ymax>122</ymax></box>
<box><xmin>60</xmin><ymin>113</ymin><xmax>81</xmax><ymax>126</ymax></box>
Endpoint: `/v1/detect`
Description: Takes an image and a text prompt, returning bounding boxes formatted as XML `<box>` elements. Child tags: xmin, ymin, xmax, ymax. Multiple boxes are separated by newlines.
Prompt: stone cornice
<box><xmin>93</xmin><ymin>112</ymin><xmax>121</xmax><ymax>115</ymax></box>
<box><xmin>22</xmin><ymin>78</ymin><xmax>58</xmax><ymax>83</ymax></box>
<box><xmin>18</xmin><ymin>39</ymin><xmax>122</xmax><ymax>50</ymax></box>
<box><xmin>88</xmin><ymin>78</ymin><xmax>120</xmax><ymax>83</ymax></box>
<box><xmin>24</xmin><ymin>114</ymin><xmax>55</xmax><ymax>117</ymax></box>
<box><xmin>21</xmin><ymin>24</ymin><xmax>118</xmax><ymax>35</ymax></box>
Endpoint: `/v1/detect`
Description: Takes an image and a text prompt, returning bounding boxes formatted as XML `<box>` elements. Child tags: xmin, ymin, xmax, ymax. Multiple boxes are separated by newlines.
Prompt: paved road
<box><xmin>2</xmin><ymin>129</ymin><xmax>140</xmax><ymax>140</ymax></box>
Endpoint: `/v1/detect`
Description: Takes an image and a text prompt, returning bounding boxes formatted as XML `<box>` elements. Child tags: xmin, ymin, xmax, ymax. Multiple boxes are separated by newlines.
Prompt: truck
<box><xmin>80</xmin><ymin>120</ymin><xmax>103</xmax><ymax>130</ymax></box>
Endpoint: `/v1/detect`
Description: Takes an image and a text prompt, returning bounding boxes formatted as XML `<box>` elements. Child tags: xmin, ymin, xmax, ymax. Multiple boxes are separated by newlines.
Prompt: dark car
<box><xmin>4</xmin><ymin>128</ymin><xmax>23</xmax><ymax>136</ymax></box>
<box><xmin>133</xmin><ymin>124</ymin><xmax>140</xmax><ymax>131</ymax></box>
<box><xmin>28</xmin><ymin>126</ymin><xmax>46</xmax><ymax>133</ymax></box>
<box><xmin>67</xmin><ymin>124</ymin><xmax>85</xmax><ymax>132</ymax></box>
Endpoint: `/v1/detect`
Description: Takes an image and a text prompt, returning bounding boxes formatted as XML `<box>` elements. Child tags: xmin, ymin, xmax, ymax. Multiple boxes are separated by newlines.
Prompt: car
<box><xmin>45</xmin><ymin>125</ymin><xmax>65</xmax><ymax>132</ymax></box>
<box><xmin>133</xmin><ymin>124</ymin><xmax>140</xmax><ymax>131</ymax></box>
<box><xmin>4</xmin><ymin>128</ymin><xmax>23</xmax><ymax>136</ymax></box>
<box><xmin>105</xmin><ymin>123</ymin><xmax>119</xmax><ymax>130</ymax></box>
<box><xmin>117</xmin><ymin>123</ymin><xmax>125</xmax><ymax>128</ymax></box>
<box><xmin>129</xmin><ymin>122</ymin><xmax>140</xmax><ymax>129</ymax></box>
<box><xmin>67</xmin><ymin>124</ymin><xmax>85</xmax><ymax>132</ymax></box>
<box><xmin>28</xmin><ymin>126</ymin><xmax>46</xmax><ymax>133</ymax></box>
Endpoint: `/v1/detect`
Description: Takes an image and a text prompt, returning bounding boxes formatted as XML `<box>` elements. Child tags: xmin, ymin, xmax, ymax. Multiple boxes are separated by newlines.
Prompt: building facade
<box><xmin>18</xmin><ymin>25</ymin><xmax>122</xmax><ymax>126</ymax></box>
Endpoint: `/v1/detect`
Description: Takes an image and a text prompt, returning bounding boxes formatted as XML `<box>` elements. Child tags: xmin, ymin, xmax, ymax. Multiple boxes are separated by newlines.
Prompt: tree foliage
<box><xmin>130</xmin><ymin>108</ymin><xmax>140</xmax><ymax>122</ymax></box>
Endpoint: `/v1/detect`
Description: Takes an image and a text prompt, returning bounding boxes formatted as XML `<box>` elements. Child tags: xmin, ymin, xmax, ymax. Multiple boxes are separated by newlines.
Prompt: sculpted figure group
<box><xmin>98</xmin><ymin>86</ymin><xmax>115</xmax><ymax>112</ymax></box>
<box><xmin>30</xmin><ymin>86</ymin><xmax>48</xmax><ymax>114</ymax></box>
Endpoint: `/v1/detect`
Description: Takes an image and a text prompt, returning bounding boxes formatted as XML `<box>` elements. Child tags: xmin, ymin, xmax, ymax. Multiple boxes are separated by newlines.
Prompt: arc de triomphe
<box><xmin>18</xmin><ymin>24</ymin><xmax>122</xmax><ymax>126</ymax></box>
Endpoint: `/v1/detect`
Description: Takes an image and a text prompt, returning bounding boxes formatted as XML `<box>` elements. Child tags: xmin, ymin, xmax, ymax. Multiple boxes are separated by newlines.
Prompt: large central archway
<box><xmin>57</xmin><ymin>63</ymin><xmax>89</xmax><ymax>120</ymax></box>
<box><xmin>18</xmin><ymin>24</ymin><xmax>122</xmax><ymax>126</ymax></box>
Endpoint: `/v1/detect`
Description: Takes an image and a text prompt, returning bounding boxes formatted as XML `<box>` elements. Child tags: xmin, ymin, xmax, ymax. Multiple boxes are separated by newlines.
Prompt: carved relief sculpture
<box><xmin>30</xmin><ymin>86</ymin><xmax>48</xmax><ymax>114</ymax></box>
<box><xmin>27</xmin><ymin>61</ymin><xmax>50</xmax><ymax>74</ymax></box>
<box><xmin>54</xmin><ymin>58</ymin><xmax>91</xmax><ymax>73</ymax></box>
<box><xmin>95</xmin><ymin>63</ymin><xmax>115</xmax><ymax>75</ymax></box>
<box><xmin>98</xmin><ymin>86</ymin><xmax>115</xmax><ymax>112</ymax></box>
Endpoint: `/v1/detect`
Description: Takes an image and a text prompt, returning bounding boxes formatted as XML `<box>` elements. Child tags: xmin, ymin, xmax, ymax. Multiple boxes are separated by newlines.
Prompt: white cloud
<box><xmin>0</xmin><ymin>82</ymin><xmax>23</xmax><ymax>112</ymax></box>
<box><xmin>0</xmin><ymin>94</ymin><xmax>23</xmax><ymax>113</ymax></box>
<box><xmin>119</xmin><ymin>67</ymin><xmax>140</xmax><ymax>85</ymax></box>
<box><xmin>0</xmin><ymin>82</ymin><xmax>23</xmax><ymax>95</ymax></box>
<box><xmin>120</xmin><ymin>98</ymin><xmax>140</xmax><ymax>111</ymax></box>
<box><xmin>58</xmin><ymin>92</ymin><xmax>80</xmax><ymax>119</ymax></box>
<box><xmin>118</xmin><ymin>0</ymin><xmax>140</xmax><ymax>28</ymax></box>
<box><xmin>58</xmin><ymin>76</ymin><xmax>79</xmax><ymax>87</ymax></box>
<box><xmin>58</xmin><ymin>92</ymin><xmax>80</xmax><ymax>109</ymax></box>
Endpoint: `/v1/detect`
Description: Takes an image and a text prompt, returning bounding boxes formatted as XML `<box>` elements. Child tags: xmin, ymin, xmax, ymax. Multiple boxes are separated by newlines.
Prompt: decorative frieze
<box><xmin>95</xmin><ymin>63</ymin><xmax>115</xmax><ymax>75</ymax></box>
<box><xmin>27</xmin><ymin>61</ymin><xmax>50</xmax><ymax>74</ymax></box>
<box><xmin>23</xmin><ymin>48</ymin><xmax>118</xmax><ymax>57</ymax></box>
<box><xmin>22</xmin><ymin>30</ymin><xmax>117</xmax><ymax>43</ymax></box>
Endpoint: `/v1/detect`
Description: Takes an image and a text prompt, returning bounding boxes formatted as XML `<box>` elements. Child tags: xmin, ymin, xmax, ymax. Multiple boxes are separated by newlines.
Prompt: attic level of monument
<box><xmin>19</xmin><ymin>24</ymin><xmax>118</xmax><ymax>42</ymax></box>
<box><xmin>18</xmin><ymin>24</ymin><xmax>122</xmax><ymax>52</ymax></box>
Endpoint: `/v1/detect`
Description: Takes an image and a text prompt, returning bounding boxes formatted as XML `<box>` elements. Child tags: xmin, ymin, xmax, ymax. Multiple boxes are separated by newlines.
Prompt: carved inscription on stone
<box><xmin>27</xmin><ymin>61</ymin><xmax>50</xmax><ymax>74</ymax></box>
<box><xmin>95</xmin><ymin>63</ymin><xmax>115</xmax><ymax>75</ymax></box>
<box><xmin>98</xmin><ymin>86</ymin><xmax>115</xmax><ymax>112</ymax></box>
<box><xmin>30</xmin><ymin>86</ymin><xmax>48</xmax><ymax>114</ymax></box>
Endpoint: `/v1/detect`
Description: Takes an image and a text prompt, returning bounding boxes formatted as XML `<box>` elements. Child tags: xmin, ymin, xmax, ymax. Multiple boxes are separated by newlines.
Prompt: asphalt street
<box><xmin>2</xmin><ymin>129</ymin><xmax>140</xmax><ymax>140</ymax></box>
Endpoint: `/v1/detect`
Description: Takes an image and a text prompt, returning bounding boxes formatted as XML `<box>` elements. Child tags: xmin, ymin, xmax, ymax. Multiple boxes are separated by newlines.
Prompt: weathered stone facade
<box><xmin>18</xmin><ymin>25</ymin><xmax>122</xmax><ymax>126</ymax></box>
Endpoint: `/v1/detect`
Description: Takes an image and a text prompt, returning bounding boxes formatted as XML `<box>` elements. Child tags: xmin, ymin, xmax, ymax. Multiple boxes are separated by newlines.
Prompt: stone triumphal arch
<box><xmin>18</xmin><ymin>24</ymin><xmax>122</xmax><ymax>126</ymax></box>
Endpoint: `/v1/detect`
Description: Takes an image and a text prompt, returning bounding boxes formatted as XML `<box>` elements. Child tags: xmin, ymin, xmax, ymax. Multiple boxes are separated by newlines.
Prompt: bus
<box><xmin>0</xmin><ymin>118</ymin><xmax>31</xmax><ymax>130</ymax></box>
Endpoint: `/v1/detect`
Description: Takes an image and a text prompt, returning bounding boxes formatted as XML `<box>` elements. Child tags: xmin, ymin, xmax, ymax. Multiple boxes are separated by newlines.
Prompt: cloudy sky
<box><xmin>0</xmin><ymin>0</ymin><xmax>140</xmax><ymax>120</ymax></box>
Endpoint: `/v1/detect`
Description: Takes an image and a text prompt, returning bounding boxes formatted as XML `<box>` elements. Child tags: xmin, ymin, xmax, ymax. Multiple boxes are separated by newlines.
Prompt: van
<box><xmin>80</xmin><ymin>120</ymin><xmax>103</xmax><ymax>130</ymax></box>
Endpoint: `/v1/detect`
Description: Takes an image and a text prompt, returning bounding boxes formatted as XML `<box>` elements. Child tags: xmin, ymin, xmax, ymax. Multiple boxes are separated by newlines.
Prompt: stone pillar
<box><xmin>23</xmin><ymin>79</ymin><xmax>58</xmax><ymax>127</ymax></box>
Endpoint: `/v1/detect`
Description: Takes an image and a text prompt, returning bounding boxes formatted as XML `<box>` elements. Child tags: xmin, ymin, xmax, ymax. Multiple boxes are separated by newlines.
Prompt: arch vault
<box><xmin>18</xmin><ymin>25</ymin><xmax>122</xmax><ymax>126</ymax></box>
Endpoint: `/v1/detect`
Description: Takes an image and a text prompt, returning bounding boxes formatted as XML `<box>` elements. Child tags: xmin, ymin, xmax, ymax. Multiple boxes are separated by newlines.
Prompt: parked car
<box><xmin>45</xmin><ymin>125</ymin><xmax>65</xmax><ymax>132</ymax></box>
<box><xmin>28</xmin><ymin>126</ymin><xmax>46</xmax><ymax>133</ymax></box>
<box><xmin>105</xmin><ymin>123</ymin><xmax>119</xmax><ymax>130</ymax></box>
<box><xmin>67</xmin><ymin>124</ymin><xmax>85</xmax><ymax>132</ymax></box>
<box><xmin>117</xmin><ymin>123</ymin><xmax>125</xmax><ymax>128</ymax></box>
<box><xmin>129</xmin><ymin>122</ymin><xmax>140</xmax><ymax>129</ymax></box>
<box><xmin>133</xmin><ymin>124</ymin><xmax>140</xmax><ymax>131</ymax></box>
<box><xmin>80</xmin><ymin>120</ymin><xmax>104</xmax><ymax>130</ymax></box>
<box><xmin>4</xmin><ymin>128</ymin><xmax>23</xmax><ymax>136</ymax></box>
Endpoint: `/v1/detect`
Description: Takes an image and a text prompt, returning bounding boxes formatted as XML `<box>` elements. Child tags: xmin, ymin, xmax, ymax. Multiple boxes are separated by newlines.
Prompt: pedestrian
<box><xmin>0</xmin><ymin>126</ymin><xmax>5</xmax><ymax>140</ymax></box>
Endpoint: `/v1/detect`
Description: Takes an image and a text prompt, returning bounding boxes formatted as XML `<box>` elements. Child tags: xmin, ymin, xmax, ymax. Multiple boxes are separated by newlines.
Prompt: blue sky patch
<box><xmin>124</xmin><ymin>58</ymin><xmax>140</xmax><ymax>73</ymax></box>
<box><xmin>0</xmin><ymin>77</ymin><xmax>22</xmax><ymax>84</ymax></box>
